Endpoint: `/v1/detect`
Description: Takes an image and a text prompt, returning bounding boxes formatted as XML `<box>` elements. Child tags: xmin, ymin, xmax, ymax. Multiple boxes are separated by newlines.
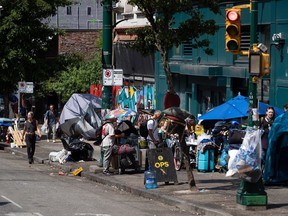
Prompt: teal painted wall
<box><xmin>155</xmin><ymin>0</ymin><xmax>288</xmax><ymax>114</ymax></box>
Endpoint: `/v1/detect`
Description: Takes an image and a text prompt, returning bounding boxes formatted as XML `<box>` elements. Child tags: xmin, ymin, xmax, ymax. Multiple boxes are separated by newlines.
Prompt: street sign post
<box><xmin>17</xmin><ymin>81</ymin><xmax>34</xmax><ymax>115</ymax></box>
<box><xmin>103</xmin><ymin>69</ymin><xmax>123</xmax><ymax>86</ymax></box>
<box><xmin>18</xmin><ymin>82</ymin><xmax>34</xmax><ymax>93</ymax></box>
<box><xmin>103</xmin><ymin>69</ymin><xmax>113</xmax><ymax>86</ymax></box>
<box><xmin>113</xmin><ymin>69</ymin><xmax>123</xmax><ymax>86</ymax></box>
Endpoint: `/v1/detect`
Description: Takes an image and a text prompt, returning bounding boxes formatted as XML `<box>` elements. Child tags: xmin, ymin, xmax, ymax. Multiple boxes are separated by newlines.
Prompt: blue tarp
<box><xmin>263</xmin><ymin>112</ymin><xmax>288</xmax><ymax>185</ymax></box>
<box><xmin>0</xmin><ymin>118</ymin><xmax>14</xmax><ymax>127</ymax></box>
<box><xmin>199</xmin><ymin>95</ymin><xmax>283</xmax><ymax>121</ymax></box>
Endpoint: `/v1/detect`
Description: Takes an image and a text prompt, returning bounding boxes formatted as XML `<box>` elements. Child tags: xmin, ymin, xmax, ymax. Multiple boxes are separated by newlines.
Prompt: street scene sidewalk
<box><xmin>1</xmin><ymin>139</ymin><xmax>288</xmax><ymax>216</ymax></box>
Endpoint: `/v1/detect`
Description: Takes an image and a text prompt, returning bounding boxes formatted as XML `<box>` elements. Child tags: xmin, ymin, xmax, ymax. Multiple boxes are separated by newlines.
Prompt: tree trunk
<box><xmin>159</xmin><ymin>48</ymin><xmax>181</xmax><ymax>108</ymax></box>
<box><xmin>159</xmin><ymin>49</ymin><xmax>175</xmax><ymax>94</ymax></box>
<box><xmin>174</xmin><ymin>124</ymin><xmax>197</xmax><ymax>190</ymax></box>
<box><xmin>180</xmin><ymin>138</ymin><xmax>197</xmax><ymax>190</ymax></box>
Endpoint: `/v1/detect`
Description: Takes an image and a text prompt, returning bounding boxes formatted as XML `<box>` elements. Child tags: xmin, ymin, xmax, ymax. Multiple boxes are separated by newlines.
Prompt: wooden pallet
<box><xmin>8</xmin><ymin>126</ymin><xmax>26</xmax><ymax>148</ymax></box>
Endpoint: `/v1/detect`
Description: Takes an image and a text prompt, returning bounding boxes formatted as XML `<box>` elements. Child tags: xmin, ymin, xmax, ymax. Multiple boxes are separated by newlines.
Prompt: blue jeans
<box><xmin>47</xmin><ymin>124</ymin><xmax>56</xmax><ymax>140</ymax></box>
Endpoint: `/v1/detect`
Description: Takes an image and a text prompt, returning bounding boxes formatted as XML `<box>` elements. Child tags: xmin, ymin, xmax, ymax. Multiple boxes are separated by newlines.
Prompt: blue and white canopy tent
<box><xmin>198</xmin><ymin>95</ymin><xmax>283</xmax><ymax>121</ymax></box>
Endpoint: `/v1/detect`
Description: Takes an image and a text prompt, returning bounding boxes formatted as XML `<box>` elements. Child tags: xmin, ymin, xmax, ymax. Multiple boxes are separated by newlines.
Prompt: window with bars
<box><xmin>183</xmin><ymin>41</ymin><xmax>193</xmax><ymax>56</ymax></box>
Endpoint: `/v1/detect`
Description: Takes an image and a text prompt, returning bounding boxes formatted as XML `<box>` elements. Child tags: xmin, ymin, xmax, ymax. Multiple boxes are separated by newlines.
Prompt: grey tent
<box><xmin>59</xmin><ymin>93</ymin><xmax>102</xmax><ymax>140</ymax></box>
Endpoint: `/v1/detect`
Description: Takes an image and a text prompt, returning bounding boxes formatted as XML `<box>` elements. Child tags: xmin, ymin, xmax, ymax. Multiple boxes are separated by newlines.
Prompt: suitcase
<box><xmin>197</xmin><ymin>149</ymin><xmax>214</xmax><ymax>172</ymax></box>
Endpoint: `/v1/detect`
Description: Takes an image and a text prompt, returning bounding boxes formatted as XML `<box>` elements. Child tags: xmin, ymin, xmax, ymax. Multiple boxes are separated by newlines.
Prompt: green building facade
<box><xmin>155</xmin><ymin>0</ymin><xmax>288</xmax><ymax>117</ymax></box>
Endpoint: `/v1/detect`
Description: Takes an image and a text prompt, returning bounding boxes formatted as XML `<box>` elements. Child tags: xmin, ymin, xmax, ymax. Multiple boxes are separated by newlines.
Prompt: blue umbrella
<box><xmin>198</xmin><ymin>95</ymin><xmax>283</xmax><ymax>121</ymax></box>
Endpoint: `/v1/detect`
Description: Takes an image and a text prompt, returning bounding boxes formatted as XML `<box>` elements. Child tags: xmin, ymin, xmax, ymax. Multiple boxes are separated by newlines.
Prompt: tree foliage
<box><xmin>125</xmin><ymin>0</ymin><xmax>221</xmax><ymax>93</ymax></box>
<box><xmin>43</xmin><ymin>33</ymin><xmax>103</xmax><ymax>103</ymax></box>
<box><xmin>44</xmin><ymin>53</ymin><xmax>102</xmax><ymax>102</ymax></box>
<box><xmin>0</xmin><ymin>0</ymin><xmax>72</xmax><ymax>116</ymax></box>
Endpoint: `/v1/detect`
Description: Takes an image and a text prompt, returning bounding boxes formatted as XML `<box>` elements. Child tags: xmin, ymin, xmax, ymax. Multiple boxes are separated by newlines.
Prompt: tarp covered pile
<box><xmin>59</xmin><ymin>93</ymin><xmax>102</xmax><ymax>140</ymax></box>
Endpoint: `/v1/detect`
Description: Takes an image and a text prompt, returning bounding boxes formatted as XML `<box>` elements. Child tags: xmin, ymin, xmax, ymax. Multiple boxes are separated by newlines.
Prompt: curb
<box><xmin>82</xmin><ymin>172</ymin><xmax>233</xmax><ymax>216</ymax></box>
<box><xmin>3</xmin><ymin>146</ymin><xmax>45</xmax><ymax>164</ymax></box>
<box><xmin>3</xmin><ymin>146</ymin><xmax>232</xmax><ymax>216</ymax></box>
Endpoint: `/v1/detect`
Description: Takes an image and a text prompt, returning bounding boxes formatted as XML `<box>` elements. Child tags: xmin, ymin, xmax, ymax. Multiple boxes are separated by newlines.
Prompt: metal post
<box><xmin>102</xmin><ymin>0</ymin><xmax>113</xmax><ymax>109</ymax></box>
<box><xmin>99</xmin><ymin>0</ymin><xmax>113</xmax><ymax>167</ymax></box>
<box><xmin>248</xmin><ymin>0</ymin><xmax>258</xmax><ymax>126</ymax></box>
<box><xmin>236</xmin><ymin>0</ymin><xmax>267</xmax><ymax>207</ymax></box>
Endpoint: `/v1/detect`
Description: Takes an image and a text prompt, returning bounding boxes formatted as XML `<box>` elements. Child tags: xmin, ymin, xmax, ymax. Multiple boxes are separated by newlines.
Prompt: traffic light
<box><xmin>249</xmin><ymin>50</ymin><xmax>270</xmax><ymax>78</ymax></box>
<box><xmin>225</xmin><ymin>8</ymin><xmax>241</xmax><ymax>54</ymax></box>
<box><xmin>260</xmin><ymin>53</ymin><xmax>270</xmax><ymax>77</ymax></box>
<box><xmin>249</xmin><ymin>50</ymin><xmax>261</xmax><ymax>76</ymax></box>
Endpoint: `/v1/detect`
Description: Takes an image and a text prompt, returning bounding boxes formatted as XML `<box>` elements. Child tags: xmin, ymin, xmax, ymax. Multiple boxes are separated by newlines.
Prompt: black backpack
<box><xmin>139</xmin><ymin>119</ymin><xmax>154</xmax><ymax>138</ymax></box>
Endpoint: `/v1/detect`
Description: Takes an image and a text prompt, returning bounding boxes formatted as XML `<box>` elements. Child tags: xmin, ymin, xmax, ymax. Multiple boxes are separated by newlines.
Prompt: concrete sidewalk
<box><xmin>1</xmin><ymin>139</ymin><xmax>288</xmax><ymax>216</ymax></box>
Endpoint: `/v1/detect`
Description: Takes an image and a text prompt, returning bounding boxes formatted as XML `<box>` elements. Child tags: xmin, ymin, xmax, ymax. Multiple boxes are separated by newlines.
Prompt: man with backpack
<box><xmin>147</xmin><ymin>110</ymin><xmax>162</xmax><ymax>149</ymax></box>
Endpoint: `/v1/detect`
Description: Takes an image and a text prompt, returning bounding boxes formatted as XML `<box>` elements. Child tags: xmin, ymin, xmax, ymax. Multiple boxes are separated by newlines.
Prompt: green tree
<box><xmin>43</xmin><ymin>33</ymin><xmax>103</xmax><ymax>103</ymax></box>
<box><xmin>126</xmin><ymin>0</ymin><xmax>220</xmax><ymax>94</ymax></box>
<box><xmin>124</xmin><ymin>0</ymin><xmax>221</xmax><ymax>190</ymax></box>
<box><xmin>0</xmin><ymin>0</ymin><xmax>72</xmax><ymax>116</ymax></box>
<box><xmin>45</xmin><ymin>53</ymin><xmax>102</xmax><ymax>103</ymax></box>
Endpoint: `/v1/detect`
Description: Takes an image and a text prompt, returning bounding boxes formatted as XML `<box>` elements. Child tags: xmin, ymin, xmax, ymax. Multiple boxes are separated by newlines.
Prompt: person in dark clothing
<box><xmin>44</xmin><ymin>104</ymin><xmax>58</xmax><ymax>143</ymax></box>
<box><xmin>260</xmin><ymin>107</ymin><xmax>275</xmax><ymax>167</ymax></box>
<box><xmin>21</xmin><ymin>111</ymin><xmax>41</xmax><ymax>164</ymax></box>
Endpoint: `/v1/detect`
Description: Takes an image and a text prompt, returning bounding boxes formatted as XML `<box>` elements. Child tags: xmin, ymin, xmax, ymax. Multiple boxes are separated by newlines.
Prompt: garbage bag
<box><xmin>60</xmin><ymin>137</ymin><xmax>94</xmax><ymax>161</ymax></box>
<box><xmin>226</xmin><ymin>127</ymin><xmax>262</xmax><ymax>183</ymax></box>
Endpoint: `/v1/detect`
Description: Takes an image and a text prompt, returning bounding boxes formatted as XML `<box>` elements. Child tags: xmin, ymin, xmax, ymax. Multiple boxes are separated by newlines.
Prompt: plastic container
<box><xmin>144</xmin><ymin>166</ymin><xmax>158</xmax><ymax>189</ymax></box>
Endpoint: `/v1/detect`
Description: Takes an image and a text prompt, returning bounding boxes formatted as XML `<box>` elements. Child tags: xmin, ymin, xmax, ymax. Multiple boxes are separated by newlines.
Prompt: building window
<box><xmin>240</xmin><ymin>25</ymin><xmax>250</xmax><ymax>52</ymax></box>
<box><xmin>183</xmin><ymin>41</ymin><xmax>193</xmax><ymax>56</ymax></box>
<box><xmin>174</xmin><ymin>45</ymin><xmax>181</xmax><ymax>56</ymax></box>
<box><xmin>67</xmin><ymin>6</ymin><xmax>72</xmax><ymax>15</ymax></box>
<box><xmin>87</xmin><ymin>7</ymin><xmax>91</xmax><ymax>15</ymax></box>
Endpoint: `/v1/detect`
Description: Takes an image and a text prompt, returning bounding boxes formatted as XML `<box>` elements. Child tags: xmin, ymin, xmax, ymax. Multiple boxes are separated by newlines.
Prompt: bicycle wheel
<box><xmin>174</xmin><ymin>147</ymin><xmax>183</xmax><ymax>171</ymax></box>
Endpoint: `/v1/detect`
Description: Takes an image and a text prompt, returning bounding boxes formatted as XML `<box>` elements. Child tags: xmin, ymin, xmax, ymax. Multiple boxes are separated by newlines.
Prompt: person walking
<box><xmin>260</xmin><ymin>107</ymin><xmax>275</xmax><ymax>167</ymax></box>
<box><xmin>44</xmin><ymin>104</ymin><xmax>57</xmax><ymax>143</ymax></box>
<box><xmin>21</xmin><ymin>111</ymin><xmax>41</xmax><ymax>164</ymax></box>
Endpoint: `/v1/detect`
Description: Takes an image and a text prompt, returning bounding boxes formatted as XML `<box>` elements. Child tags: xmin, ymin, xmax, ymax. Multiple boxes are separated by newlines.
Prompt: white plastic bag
<box><xmin>41</xmin><ymin>124</ymin><xmax>48</xmax><ymax>134</ymax></box>
<box><xmin>49</xmin><ymin>151</ymin><xmax>67</xmax><ymax>163</ymax></box>
<box><xmin>226</xmin><ymin>127</ymin><xmax>262</xmax><ymax>183</ymax></box>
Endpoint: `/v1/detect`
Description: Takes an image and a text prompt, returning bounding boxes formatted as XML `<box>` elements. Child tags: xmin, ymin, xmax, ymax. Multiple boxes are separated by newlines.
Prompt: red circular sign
<box><xmin>105</xmin><ymin>70</ymin><xmax>111</xmax><ymax>77</ymax></box>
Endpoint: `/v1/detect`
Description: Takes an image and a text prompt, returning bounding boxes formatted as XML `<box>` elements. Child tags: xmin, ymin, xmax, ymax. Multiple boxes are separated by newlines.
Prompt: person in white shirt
<box><xmin>147</xmin><ymin>110</ymin><xmax>162</xmax><ymax>149</ymax></box>
<box><xmin>101</xmin><ymin>117</ymin><xmax>117</xmax><ymax>175</ymax></box>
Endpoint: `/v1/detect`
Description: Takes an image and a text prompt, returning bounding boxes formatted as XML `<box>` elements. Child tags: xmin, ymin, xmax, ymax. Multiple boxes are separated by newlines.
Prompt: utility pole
<box><xmin>102</xmin><ymin>0</ymin><xmax>113</xmax><ymax>109</ymax></box>
<box><xmin>236</xmin><ymin>0</ymin><xmax>267</xmax><ymax>208</ymax></box>
<box><xmin>99</xmin><ymin>0</ymin><xmax>113</xmax><ymax>167</ymax></box>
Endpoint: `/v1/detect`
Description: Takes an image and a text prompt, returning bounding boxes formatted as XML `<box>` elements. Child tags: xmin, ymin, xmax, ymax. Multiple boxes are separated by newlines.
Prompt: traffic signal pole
<box><xmin>236</xmin><ymin>0</ymin><xmax>268</xmax><ymax>208</ymax></box>
<box><xmin>99</xmin><ymin>0</ymin><xmax>113</xmax><ymax>167</ymax></box>
<box><xmin>102</xmin><ymin>0</ymin><xmax>113</xmax><ymax>109</ymax></box>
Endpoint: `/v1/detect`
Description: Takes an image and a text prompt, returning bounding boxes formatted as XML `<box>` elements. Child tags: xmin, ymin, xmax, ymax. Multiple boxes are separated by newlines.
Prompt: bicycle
<box><xmin>170</xmin><ymin>133</ymin><xmax>183</xmax><ymax>171</ymax></box>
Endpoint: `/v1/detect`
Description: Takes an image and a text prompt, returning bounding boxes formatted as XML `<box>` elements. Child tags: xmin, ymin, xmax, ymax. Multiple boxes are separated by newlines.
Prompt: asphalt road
<box><xmin>0</xmin><ymin>151</ymin><xmax>195</xmax><ymax>216</ymax></box>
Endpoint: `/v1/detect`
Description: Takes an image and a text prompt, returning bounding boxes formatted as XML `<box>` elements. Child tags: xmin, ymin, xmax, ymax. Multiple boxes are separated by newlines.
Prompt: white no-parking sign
<box><xmin>103</xmin><ymin>69</ymin><xmax>123</xmax><ymax>86</ymax></box>
<box><xmin>113</xmin><ymin>69</ymin><xmax>123</xmax><ymax>86</ymax></box>
<box><xmin>18</xmin><ymin>81</ymin><xmax>34</xmax><ymax>93</ymax></box>
<box><xmin>103</xmin><ymin>69</ymin><xmax>113</xmax><ymax>86</ymax></box>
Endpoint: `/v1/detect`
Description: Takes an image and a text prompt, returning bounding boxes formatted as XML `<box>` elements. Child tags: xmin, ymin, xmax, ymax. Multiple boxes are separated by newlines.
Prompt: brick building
<box><xmin>46</xmin><ymin>0</ymin><xmax>103</xmax><ymax>59</ymax></box>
